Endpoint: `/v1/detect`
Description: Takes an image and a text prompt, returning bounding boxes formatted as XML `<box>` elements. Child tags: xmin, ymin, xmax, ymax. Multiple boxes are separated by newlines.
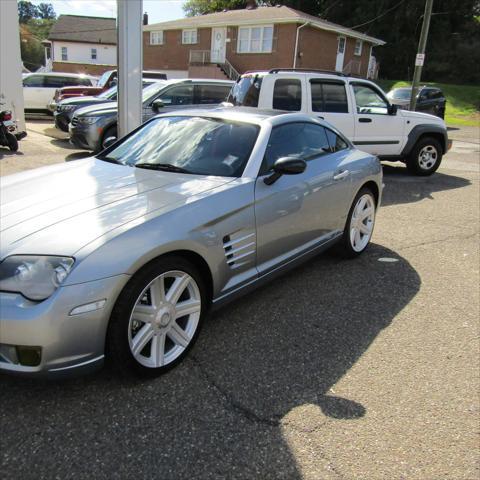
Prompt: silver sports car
<box><xmin>0</xmin><ymin>108</ymin><xmax>382</xmax><ymax>378</ymax></box>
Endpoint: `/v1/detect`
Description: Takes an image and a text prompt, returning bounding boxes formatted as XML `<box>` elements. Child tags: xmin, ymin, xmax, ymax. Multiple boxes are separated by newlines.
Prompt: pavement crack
<box><xmin>189</xmin><ymin>355</ymin><xmax>282</xmax><ymax>427</ymax></box>
<box><xmin>398</xmin><ymin>231</ymin><xmax>479</xmax><ymax>251</ymax></box>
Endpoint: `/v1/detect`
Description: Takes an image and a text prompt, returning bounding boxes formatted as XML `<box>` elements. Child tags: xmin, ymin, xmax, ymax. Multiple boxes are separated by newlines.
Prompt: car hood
<box><xmin>61</xmin><ymin>96</ymin><xmax>113</xmax><ymax>106</ymax></box>
<box><xmin>75</xmin><ymin>102</ymin><xmax>119</xmax><ymax>117</ymax></box>
<box><xmin>398</xmin><ymin>108</ymin><xmax>445</xmax><ymax>125</ymax></box>
<box><xmin>0</xmin><ymin>159</ymin><xmax>234</xmax><ymax>258</ymax></box>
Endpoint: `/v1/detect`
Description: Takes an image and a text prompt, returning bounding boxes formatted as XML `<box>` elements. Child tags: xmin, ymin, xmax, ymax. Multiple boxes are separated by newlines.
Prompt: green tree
<box><xmin>18</xmin><ymin>0</ymin><xmax>38</xmax><ymax>23</ymax></box>
<box><xmin>37</xmin><ymin>3</ymin><xmax>56</xmax><ymax>20</ymax></box>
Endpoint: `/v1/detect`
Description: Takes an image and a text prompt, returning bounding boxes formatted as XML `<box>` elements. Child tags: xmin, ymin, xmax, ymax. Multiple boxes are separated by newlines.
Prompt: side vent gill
<box><xmin>223</xmin><ymin>232</ymin><xmax>256</xmax><ymax>269</ymax></box>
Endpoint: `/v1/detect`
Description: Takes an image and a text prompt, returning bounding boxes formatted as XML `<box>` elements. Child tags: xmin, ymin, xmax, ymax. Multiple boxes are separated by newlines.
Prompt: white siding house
<box><xmin>45</xmin><ymin>15</ymin><xmax>117</xmax><ymax>74</ymax></box>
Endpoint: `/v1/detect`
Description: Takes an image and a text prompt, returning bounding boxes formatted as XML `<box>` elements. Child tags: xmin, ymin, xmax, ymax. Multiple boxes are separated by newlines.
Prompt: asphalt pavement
<box><xmin>0</xmin><ymin>121</ymin><xmax>479</xmax><ymax>479</ymax></box>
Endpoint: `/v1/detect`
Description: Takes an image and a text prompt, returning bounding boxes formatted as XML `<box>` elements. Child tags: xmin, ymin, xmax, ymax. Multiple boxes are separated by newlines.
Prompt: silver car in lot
<box><xmin>0</xmin><ymin>108</ymin><xmax>382</xmax><ymax>378</ymax></box>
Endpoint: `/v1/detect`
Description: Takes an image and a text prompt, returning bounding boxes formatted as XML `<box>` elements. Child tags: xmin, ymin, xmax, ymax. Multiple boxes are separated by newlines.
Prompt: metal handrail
<box><xmin>221</xmin><ymin>58</ymin><xmax>240</xmax><ymax>81</ymax></box>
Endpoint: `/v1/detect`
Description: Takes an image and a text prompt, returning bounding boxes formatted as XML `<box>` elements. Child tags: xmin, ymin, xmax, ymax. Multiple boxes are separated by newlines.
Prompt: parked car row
<box><xmin>0</xmin><ymin>69</ymin><xmax>452</xmax><ymax>379</ymax></box>
<box><xmin>386</xmin><ymin>86</ymin><xmax>446</xmax><ymax>119</ymax></box>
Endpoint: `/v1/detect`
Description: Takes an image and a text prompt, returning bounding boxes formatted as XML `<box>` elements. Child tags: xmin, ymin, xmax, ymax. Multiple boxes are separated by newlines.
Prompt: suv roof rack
<box><xmin>268</xmin><ymin>68</ymin><xmax>347</xmax><ymax>77</ymax></box>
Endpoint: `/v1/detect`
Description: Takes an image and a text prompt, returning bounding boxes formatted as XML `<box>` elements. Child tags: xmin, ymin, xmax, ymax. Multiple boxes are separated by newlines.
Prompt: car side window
<box><xmin>158</xmin><ymin>85</ymin><xmax>194</xmax><ymax>105</ymax></box>
<box><xmin>273</xmin><ymin>79</ymin><xmax>302</xmax><ymax>111</ymax></box>
<box><xmin>194</xmin><ymin>84</ymin><xmax>230</xmax><ymax>104</ymax></box>
<box><xmin>353</xmin><ymin>84</ymin><xmax>389</xmax><ymax>115</ymax></box>
<box><xmin>23</xmin><ymin>75</ymin><xmax>45</xmax><ymax>87</ymax></box>
<box><xmin>311</xmin><ymin>81</ymin><xmax>349</xmax><ymax>113</ymax></box>
<box><xmin>262</xmin><ymin>122</ymin><xmax>330</xmax><ymax>173</ymax></box>
<box><xmin>325</xmin><ymin>129</ymin><xmax>349</xmax><ymax>152</ymax></box>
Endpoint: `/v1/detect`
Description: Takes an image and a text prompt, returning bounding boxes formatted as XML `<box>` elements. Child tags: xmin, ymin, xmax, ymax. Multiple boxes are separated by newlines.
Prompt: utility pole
<box><xmin>410</xmin><ymin>0</ymin><xmax>434</xmax><ymax>111</ymax></box>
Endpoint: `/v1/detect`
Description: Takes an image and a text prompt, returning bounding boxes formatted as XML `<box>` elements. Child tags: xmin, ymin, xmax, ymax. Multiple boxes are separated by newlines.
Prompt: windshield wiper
<box><xmin>134</xmin><ymin>163</ymin><xmax>192</xmax><ymax>174</ymax></box>
<box><xmin>96</xmin><ymin>155</ymin><xmax>122</xmax><ymax>164</ymax></box>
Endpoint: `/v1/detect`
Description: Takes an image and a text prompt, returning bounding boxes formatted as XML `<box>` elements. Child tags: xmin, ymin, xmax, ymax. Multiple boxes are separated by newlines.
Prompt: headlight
<box><xmin>77</xmin><ymin>116</ymin><xmax>100</xmax><ymax>125</ymax></box>
<box><xmin>0</xmin><ymin>255</ymin><xmax>74</xmax><ymax>301</ymax></box>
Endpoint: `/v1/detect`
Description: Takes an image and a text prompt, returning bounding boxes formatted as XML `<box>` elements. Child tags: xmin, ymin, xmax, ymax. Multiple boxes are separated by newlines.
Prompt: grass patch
<box><xmin>375</xmin><ymin>80</ymin><xmax>480</xmax><ymax>127</ymax></box>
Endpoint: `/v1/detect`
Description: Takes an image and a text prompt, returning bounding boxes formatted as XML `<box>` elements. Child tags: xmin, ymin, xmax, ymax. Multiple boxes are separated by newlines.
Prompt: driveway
<box><xmin>1</xmin><ymin>122</ymin><xmax>479</xmax><ymax>479</ymax></box>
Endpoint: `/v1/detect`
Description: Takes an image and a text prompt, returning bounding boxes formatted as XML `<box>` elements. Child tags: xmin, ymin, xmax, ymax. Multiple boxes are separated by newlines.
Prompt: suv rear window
<box><xmin>227</xmin><ymin>75</ymin><xmax>263</xmax><ymax>107</ymax></box>
<box><xmin>311</xmin><ymin>81</ymin><xmax>348</xmax><ymax>113</ymax></box>
<box><xmin>273</xmin><ymin>79</ymin><xmax>302</xmax><ymax>111</ymax></box>
<box><xmin>195</xmin><ymin>84</ymin><xmax>231</xmax><ymax>104</ymax></box>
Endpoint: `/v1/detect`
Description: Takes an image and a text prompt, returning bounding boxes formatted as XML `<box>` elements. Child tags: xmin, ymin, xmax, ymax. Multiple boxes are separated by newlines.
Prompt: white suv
<box><xmin>226</xmin><ymin>69</ymin><xmax>451</xmax><ymax>176</ymax></box>
<box><xmin>23</xmin><ymin>72</ymin><xmax>97</xmax><ymax>113</ymax></box>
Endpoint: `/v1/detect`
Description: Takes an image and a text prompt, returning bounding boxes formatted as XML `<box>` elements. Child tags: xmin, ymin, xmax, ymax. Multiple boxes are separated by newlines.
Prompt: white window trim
<box><xmin>354</xmin><ymin>39</ymin><xmax>363</xmax><ymax>56</ymax></box>
<box><xmin>61</xmin><ymin>46</ymin><xmax>68</xmax><ymax>61</ymax></box>
<box><xmin>91</xmin><ymin>48</ymin><xmax>97</xmax><ymax>60</ymax></box>
<box><xmin>150</xmin><ymin>31</ymin><xmax>164</xmax><ymax>45</ymax></box>
<box><xmin>182</xmin><ymin>29</ymin><xmax>198</xmax><ymax>45</ymax></box>
<box><xmin>237</xmin><ymin>25</ymin><xmax>274</xmax><ymax>54</ymax></box>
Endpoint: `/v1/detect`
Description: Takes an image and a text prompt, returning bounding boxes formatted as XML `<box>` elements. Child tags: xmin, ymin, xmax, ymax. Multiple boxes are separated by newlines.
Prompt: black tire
<box><xmin>337</xmin><ymin>187</ymin><xmax>376</xmax><ymax>259</ymax></box>
<box><xmin>99</xmin><ymin>125</ymin><xmax>117</xmax><ymax>152</ymax></box>
<box><xmin>406</xmin><ymin>136</ymin><xmax>443</xmax><ymax>176</ymax></box>
<box><xmin>106</xmin><ymin>255</ymin><xmax>207</xmax><ymax>378</ymax></box>
<box><xmin>6</xmin><ymin>132</ymin><xmax>18</xmax><ymax>152</ymax></box>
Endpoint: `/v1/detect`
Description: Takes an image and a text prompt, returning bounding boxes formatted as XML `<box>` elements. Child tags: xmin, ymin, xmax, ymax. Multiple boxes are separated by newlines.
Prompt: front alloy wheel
<box><xmin>107</xmin><ymin>256</ymin><xmax>206</xmax><ymax>377</ymax></box>
<box><xmin>128</xmin><ymin>271</ymin><xmax>201</xmax><ymax>368</ymax></box>
<box><xmin>407</xmin><ymin>137</ymin><xmax>443</xmax><ymax>176</ymax></box>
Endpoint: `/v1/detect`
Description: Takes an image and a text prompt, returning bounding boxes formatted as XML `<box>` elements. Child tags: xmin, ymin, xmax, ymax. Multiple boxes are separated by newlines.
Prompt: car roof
<box><xmin>239</xmin><ymin>69</ymin><xmax>366</xmax><ymax>83</ymax></box>
<box><xmin>154</xmin><ymin>106</ymin><xmax>346</xmax><ymax>133</ymax></box>
<box><xmin>164</xmin><ymin>78</ymin><xmax>234</xmax><ymax>86</ymax></box>
<box><xmin>24</xmin><ymin>72</ymin><xmax>96</xmax><ymax>79</ymax></box>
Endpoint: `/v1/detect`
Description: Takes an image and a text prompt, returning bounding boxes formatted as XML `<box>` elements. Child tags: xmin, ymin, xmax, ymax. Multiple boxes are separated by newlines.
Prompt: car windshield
<box><xmin>390</xmin><ymin>88</ymin><xmax>411</xmax><ymax>100</ymax></box>
<box><xmin>99</xmin><ymin>116</ymin><xmax>260</xmax><ymax>177</ymax></box>
<box><xmin>97</xmin><ymin>86</ymin><xmax>117</xmax><ymax>99</ymax></box>
<box><xmin>142</xmin><ymin>82</ymin><xmax>169</xmax><ymax>103</ymax></box>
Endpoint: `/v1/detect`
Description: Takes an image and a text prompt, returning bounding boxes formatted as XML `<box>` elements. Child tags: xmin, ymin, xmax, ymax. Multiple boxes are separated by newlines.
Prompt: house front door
<box><xmin>211</xmin><ymin>27</ymin><xmax>226</xmax><ymax>63</ymax></box>
<box><xmin>335</xmin><ymin>36</ymin><xmax>346</xmax><ymax>72</ymax></box>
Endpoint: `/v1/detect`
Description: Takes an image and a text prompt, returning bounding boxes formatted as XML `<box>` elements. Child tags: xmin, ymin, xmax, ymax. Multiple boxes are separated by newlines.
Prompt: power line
<box><xmin>349</xmin><ymin>0</ymin><xmax>407</xmax><ymax>29</ymax></box>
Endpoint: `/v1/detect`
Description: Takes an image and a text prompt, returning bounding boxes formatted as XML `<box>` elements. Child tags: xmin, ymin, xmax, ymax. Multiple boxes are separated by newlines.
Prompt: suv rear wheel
<box><xmin>407</xmin><ymin>137</ymin><xmax>443</xmax><ymax>176</ymax></box>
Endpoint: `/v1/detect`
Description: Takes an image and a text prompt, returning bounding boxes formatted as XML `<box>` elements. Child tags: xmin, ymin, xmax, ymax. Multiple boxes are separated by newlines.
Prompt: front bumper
<box><xmin>69</xmin><ymin>121</ymin><xmax>103</xmax><ymax>151</ymax></box>
<box><xmin>0</xmin><ymin>274</ymin><xmax>130</xmax><ymax>378</ymax></box>
<box><xmin>54</xmin><ymin>111</ymin><xmax>72</xmax><ymax>132</ymax></box>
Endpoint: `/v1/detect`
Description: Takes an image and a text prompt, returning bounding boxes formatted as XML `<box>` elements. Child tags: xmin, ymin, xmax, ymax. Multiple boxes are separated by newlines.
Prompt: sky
<box><xmin>30</xmin><ymin>0</ymin><xmax>187</xmax><ymax>24</ymax></box>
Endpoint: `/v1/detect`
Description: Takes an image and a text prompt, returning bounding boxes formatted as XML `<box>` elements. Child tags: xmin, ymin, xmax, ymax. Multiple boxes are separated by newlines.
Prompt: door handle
<box><xmin>359</xmin><ymin>118</ymin><xmax>372</xmax><ymax>123</ymax></box>
<box><xmin>333</xmin><ymin>169</ymin><xmax>350</xmax><ymax>181</ymax></box>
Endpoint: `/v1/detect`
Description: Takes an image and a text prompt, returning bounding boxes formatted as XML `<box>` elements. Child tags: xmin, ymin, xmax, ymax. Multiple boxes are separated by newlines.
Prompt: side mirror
<box><xmin>388</xmin><ymin>103</ymin><xmax>398</xmax><ymax>115</ymax></box>
<box><xmin>103</xmin><ymin>136</ymin><xmax>117</xmax><ymax>149</ymax></box>
<box><xmin>152</xmin><ymin>99</ymin><xmax>164</xmax><ymax>113</ymax></box>
<box><xmin>264</xmin><ymin>157</ymin><xmax>307</xmax><ymax>185</ymax></box>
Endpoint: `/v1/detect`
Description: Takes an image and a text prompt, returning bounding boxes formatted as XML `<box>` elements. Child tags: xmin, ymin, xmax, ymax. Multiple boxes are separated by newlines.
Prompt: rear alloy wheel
<box><xmin>107</xmin><ymin>256</ymin><xmax>206</xmax><ymax>377</ymax></box>
<box><xmin>407</xmin><ymin>137</ymin><xmax>443</xmax><ymax>176</ymax></box>
<box><xmin>339</xmin><ymin>188</ymin><xmax>376</xmax><ymax>258</ymax></box>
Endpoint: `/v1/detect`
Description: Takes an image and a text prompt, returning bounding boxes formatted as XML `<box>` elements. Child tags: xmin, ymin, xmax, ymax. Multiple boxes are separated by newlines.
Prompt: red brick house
<box><xmin>143</xmin><ymin>5</ymin><xmax>385</xmax><ymax>80</ymax></box>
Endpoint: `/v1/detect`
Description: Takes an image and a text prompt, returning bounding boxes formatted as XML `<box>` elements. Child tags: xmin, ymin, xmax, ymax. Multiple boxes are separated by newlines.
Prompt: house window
<box><xmin>61</xmin><ymin>46</ymin><xmax>68</xmax><ymax>61</ymax></box>
<box><xmin>354</xmin><ymin>39</ymin><xmax>363</xmax><ymax>56</ymax></box>
<box><xmin>237</xmin><ymin>25</ymin><xmax>273</xmax><ymax>53</ymax></box>
<box><xmin>182</xmin><ymin>29</ymin><xmax>198</xmax><ymax>44</ymax></box>
<box><xmin>150</xmin><ymin>31</ymin><xmax>164</xmax><ymax>45</ymax></box>
<box><xmin>91</xmin><ymin>48</ymin><xmax>97</xmax><ymax>60</ymax></box>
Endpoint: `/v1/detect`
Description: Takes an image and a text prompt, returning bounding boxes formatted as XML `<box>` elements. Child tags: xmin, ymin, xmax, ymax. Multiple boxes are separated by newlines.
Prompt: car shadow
<box><xmin>0</xmin><ymin>243</ymin><xmax>420</xmax><ymax>478</ymax></box>
<box><xmin>0</xmin><ymin>148</ymin><xmax>24</xmax><ymax>159</ymax></box>
<box><xmin>381</xmin><ymin>164</ymin><xmax>471</xmax><ymax>206</ymax></box>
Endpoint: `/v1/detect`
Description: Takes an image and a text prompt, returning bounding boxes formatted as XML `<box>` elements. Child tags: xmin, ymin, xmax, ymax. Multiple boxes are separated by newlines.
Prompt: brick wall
<box><xmin>143</xmin><ymin>28</ymin><xmax>211</xmax><ymax>71</ymax></box>
<box><xmin>225</xmin><ymin>24</ymin><xmax>297</xmax><ymax>73</ymax></box>
<box><xmin>52</xmin><ymin>61</ymin><xmax>115</xmax><ymax>76</ymax></box>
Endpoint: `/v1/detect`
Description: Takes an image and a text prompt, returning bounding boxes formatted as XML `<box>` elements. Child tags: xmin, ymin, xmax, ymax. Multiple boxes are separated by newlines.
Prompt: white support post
<box><xmin>0</xmin><ymin>0</ymin><xmax>26</xmax><ymax>134</ymax></box>
<box><xmin>117</xmin><ymin>0</ymin><xmax>143</xmax><ymax>138</ymax></box>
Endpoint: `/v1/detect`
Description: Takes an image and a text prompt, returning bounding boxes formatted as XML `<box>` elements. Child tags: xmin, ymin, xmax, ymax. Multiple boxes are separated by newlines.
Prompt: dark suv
<box><xmin>386</xmin><ymin>86</ymin><xmax>446</xmax><ymax>119</ymax></box>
